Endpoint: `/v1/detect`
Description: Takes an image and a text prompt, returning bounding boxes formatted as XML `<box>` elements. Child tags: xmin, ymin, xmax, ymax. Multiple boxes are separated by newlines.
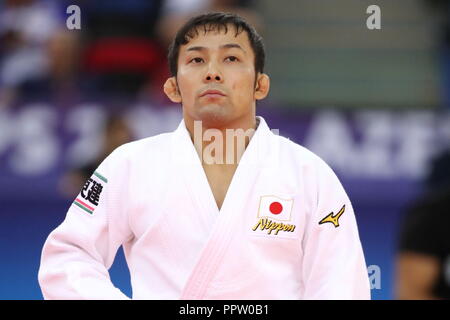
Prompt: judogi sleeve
<box><xmin>38</xmin><ymin>146</ymin><xmax>132</xmax><ymax>300</ymax></box>
<box><xmin>301</xmin><ymin>158</ymin><xmax>370</xmax><ymax>299</ymax></box>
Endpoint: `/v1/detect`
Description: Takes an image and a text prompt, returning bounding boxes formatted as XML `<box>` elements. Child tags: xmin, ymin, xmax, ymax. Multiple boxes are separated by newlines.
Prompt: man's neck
<box><xmin>185</xmin><ymin>115</ymin><xmax>259</xmax><ymax>166</ymax></box>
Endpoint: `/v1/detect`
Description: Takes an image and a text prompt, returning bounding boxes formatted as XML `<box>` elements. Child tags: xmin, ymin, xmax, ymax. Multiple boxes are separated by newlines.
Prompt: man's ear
<box><xmin>163</xmin><ymin>77</ymin><xmax>182</xmax><ymax>103</ymax></box>
<box><xmin>254</xmin><ymin>73</ymin><xmax>270</xmax><ymax>100</ymax></box>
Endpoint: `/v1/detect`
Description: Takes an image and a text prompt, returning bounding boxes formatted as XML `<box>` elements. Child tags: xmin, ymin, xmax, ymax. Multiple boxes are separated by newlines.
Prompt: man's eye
<box><xmin>190</xmin><ymin>57</ymin><xmax>204</xmax><ymax>63</ymax></box>
<box><xmin>225</xmin><ymin>56</ymin><xmax>238</xmax><ymax>62</ymax></box>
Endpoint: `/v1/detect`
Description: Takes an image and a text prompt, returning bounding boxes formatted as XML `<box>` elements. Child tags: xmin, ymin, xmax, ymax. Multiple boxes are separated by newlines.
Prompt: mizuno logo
<box><xmin>319</xmin><ymin>204</ymin><xmax>345</xmax><ymax>228</ymax></box>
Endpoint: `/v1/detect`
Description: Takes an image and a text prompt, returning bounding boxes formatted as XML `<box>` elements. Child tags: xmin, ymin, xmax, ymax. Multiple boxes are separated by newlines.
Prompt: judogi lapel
<box><xmin>175</xmin><ymin>117</ymin><xmax>273</xmax><ymax>299</ymax></box>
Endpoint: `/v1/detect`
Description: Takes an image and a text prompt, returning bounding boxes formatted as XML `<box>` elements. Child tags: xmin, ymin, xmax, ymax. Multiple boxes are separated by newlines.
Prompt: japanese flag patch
<box><xmin>257</xmin><ymin>195</ymin><xmax>294</xmax><ymax>221</ymax></box>
<box><xmin>72</xmin><ymin>171</ymin><xmax>107</xmax><ymax>215</ymax></box>
<box><xmin>251</xmin><ymin>195</ymin><xmax>297</xmax><ymax>238</ymax></box>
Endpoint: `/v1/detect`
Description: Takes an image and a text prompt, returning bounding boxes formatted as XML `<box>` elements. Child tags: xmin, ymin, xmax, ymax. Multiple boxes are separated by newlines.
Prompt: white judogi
<box><xmin>38</xmin><ymin>116</ymin><xmax>370</xmax><ymax>300</ymax></box>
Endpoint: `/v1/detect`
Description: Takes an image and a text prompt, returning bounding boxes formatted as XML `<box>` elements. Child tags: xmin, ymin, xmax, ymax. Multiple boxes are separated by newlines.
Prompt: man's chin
<box><xmin>194</xmin><ymin>104</ymin><xmax>231</xmax><ymax>128</ymax></box>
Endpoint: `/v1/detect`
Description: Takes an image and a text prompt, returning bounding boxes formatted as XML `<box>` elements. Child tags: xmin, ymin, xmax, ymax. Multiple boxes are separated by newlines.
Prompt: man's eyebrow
<box><xmin>186</xmin><ymin>46</ymin><xmax>206</xmax><ymax>52</ymax></box>
<box><xmin>185</xmin><ymin>44</ymin><xmax>246</xmax><ymax>53</ymax></box>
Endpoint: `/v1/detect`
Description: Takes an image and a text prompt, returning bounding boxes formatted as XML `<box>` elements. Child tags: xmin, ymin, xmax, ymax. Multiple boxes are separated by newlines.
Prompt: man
<box><xmin>395</xmin><ymin>150</ymin><xmax>450</xmax><ymax>299</ymax></box>
<box><xmin>38</xmin><ymin>12</ymin><xmax>370</xmax><ymax>300</ymax></box>
<box><xmin>396</xmin><ymin>188</ymin><xmax>450</xmax><ymax>299</ymax></box>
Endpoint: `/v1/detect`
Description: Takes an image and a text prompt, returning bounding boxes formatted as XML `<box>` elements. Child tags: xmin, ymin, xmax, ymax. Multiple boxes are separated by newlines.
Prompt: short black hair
<box><xmin>167</xmin><ymin>12</ymin><xmax>265</xmax><ymax>77</ymax></box>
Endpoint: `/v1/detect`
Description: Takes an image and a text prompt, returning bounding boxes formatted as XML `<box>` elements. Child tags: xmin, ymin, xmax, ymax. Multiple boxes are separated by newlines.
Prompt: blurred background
<box><xmin>1</xmin><ymin>0</ymin><xmax>449</xmax><ymax>300</ymax></box>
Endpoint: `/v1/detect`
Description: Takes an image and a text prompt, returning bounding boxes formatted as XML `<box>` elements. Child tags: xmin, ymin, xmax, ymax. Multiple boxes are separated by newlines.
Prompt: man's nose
<box><xmin>204</xmin><ymin>63</ymin><xmax>223</xmax><ymax>82</ymax></box>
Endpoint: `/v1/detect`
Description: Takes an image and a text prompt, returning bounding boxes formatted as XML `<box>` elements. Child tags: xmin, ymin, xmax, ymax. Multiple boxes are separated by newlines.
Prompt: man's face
<box><xmin>175</xmin><ymin>26</ymin><xmax>257</xmax><ymax>127</ymax></box>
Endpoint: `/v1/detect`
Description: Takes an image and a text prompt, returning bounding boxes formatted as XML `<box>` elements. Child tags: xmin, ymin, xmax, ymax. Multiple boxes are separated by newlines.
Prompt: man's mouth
<box><xmin>200</xmin><ymin>89</ymin><xmax>226</xmax><ymax>98</ymax></box>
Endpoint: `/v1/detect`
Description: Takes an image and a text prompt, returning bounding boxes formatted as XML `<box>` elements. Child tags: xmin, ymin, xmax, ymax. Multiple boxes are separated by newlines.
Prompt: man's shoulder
<box><xmin>270</xmin><ymin>133</ymin><xmax>343</xmax><ymax>189</ymax></box>
<box><xmin>108</xmin><ymin>131</ymin><xmax>174</xmax><ymax>163</ymax></box>
<box><xmin>273</xmin><ymin>133</ymin><xmax>327</xmax><ymax>167</ymax></box>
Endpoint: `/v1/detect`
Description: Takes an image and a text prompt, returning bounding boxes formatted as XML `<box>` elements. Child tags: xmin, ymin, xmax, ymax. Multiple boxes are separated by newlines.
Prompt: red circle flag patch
<box><xmin>269</xmin><ymin>201</ymin><xmax>283</xmax><ymax>215</ymax></box>
<box><xmin>258</xmin><ymin>195</ymin><xmax>294</xmax><ymax>221</ymax></box>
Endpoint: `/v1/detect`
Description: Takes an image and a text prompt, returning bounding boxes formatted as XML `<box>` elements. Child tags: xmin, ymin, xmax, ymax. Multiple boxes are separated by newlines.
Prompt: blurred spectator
<box><xmin>77</xmin><ymin>0</ymin><xmax>167</xmax><ymax>101</ymax></box>
<box><xmin>58</xmin><ymin>113</ymin><xmax>134</xmax><ymax>199</ymax></box>
<box><xmin>0</xmin><ymin>0</ymin><xmax>79</xmax><ymax>106</ymax></box>
<box><xmin>0</xmin><ymin>1</ymin><xmax>263</xmax><ymax>106</ymax></box>
<box><xmin>395</xmin><ymin>149</ymin><xmax>450</xmax><ymax>299</ymax></box>
<box><xmin>75</xmin><ymin>0</ymin><xmax>262</xmax><ymax>103</ymax></box>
